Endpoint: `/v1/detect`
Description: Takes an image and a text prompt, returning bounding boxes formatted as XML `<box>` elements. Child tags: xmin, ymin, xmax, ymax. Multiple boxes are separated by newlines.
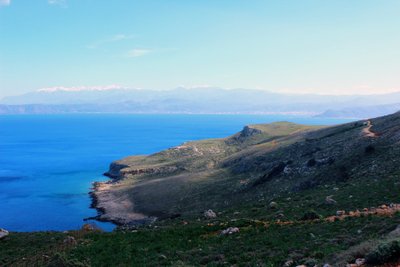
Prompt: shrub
<box><xmin>365</xmin><ymin>240</ymin><xmax>400</xmax><ymax>264</ymax></box>
<box><xmin>300</xmin><ymin>210</ymin><xmax>321</xmax><ymax>221</ymax></box>
<box><xmin>302</xmin><ymin>258</ymin><xmax>318</xmax><ymax>266</ymax></box>
<box><xmin>48</xmin><ymin>253</ymin><xmax>90</xmax><ymax>267</ymax></box>
<box><xmin>365</xmin><ymin>145</ymin><xmax>375</xmax><ymax>154</ymax></box>
<box><xmin>307</xmin><ymin>159</ymin><xmax>316</xmax><ymax>167</ymax></box>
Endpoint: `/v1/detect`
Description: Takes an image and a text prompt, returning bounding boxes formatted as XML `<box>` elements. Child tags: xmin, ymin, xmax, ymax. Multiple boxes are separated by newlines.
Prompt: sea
<box><xmin>0</xmin><ymin>114</ymin><xmax>353</xmax><ymax>232</ymax></box>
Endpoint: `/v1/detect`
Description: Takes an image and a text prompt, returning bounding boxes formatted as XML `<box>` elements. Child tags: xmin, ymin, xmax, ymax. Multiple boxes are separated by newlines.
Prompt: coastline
<box><xmin>88</xmin><ymin>164</ymin><xmax>157</xmax><ymax>227</ymax></box>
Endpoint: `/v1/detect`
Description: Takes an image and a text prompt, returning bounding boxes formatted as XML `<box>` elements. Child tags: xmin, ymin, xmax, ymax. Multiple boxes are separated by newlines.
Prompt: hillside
<box><xmin>92</xmin><ymin>122</ymin><xmax>322</xmax><ymax>224</ymax></box>
<box><xmin>93</xmin><ymin>112</ymin><xmax>400</xmax><ymax>225</ymax></box>
<box><xmin>3</xmin><ymin>112</ymin><xmax>400</xmax><ymax>266</ymax></box>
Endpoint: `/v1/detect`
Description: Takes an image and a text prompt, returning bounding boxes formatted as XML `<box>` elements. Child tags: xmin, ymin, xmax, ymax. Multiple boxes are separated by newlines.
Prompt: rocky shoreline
<box><xmin>88</xmin><ymin>163</ymin><xmax>157</xmax><ymax>227</ymax></box>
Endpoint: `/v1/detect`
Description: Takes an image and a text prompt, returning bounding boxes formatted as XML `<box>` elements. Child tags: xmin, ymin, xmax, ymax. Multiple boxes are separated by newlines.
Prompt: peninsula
<box><xmin>92</xmin><ymin>111</ymin><xmax>400</xmax><ymax>229</ymax></box>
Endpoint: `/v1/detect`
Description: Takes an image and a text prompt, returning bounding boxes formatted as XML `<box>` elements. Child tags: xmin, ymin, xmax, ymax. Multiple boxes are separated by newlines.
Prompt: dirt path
<box><xmin>362</xmin><ymin>120</ymin><xmax>379</xmax><ymax>138</ymax></box>
<box><xmin>238</xmin><ymin>204</ymin><xmax>400</xmax><ymax>228</ymax></box>
<box><xmin>324</xmin><ymin>203</ymin><xmax>400</xmax><ymax>222</ymax></box>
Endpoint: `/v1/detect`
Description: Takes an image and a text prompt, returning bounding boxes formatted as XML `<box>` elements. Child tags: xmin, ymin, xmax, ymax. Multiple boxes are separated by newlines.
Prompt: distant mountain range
<box><xmin>317</xmin><ymin>103</ymin><xmax>400</xmax><ymax>119</ymax></box>
<box><xmin>1</xmin><ymin>87</ymin><xmax>400</xmax><ymax>118</ymax></box>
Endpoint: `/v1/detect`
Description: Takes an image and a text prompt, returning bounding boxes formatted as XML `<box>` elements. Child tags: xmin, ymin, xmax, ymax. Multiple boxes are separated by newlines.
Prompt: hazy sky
<box><xmin>1</xmin><ymin>0</ymin><xmax>400</xmax><ymax>98</ymax></box>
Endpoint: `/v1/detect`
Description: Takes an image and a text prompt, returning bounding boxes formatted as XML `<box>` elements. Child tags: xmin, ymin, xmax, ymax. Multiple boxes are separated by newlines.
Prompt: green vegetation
<box><xmin>366</xmin><ymin>240</ymin><xmax>400</xmax><ymax>265</ymax></box>
<box><xmin>95</xmin><ymin>122</ymin><xmax>322</xmax><ymax>222</ymax></box>
<box><xmin>0</xmin><ymin>232</ymin><xmax>67</xmax><ymax>266</ymax></box>
<box><xmin>2</xmin><ymin>215</ymin><xmax>400</xmax><ymax>266</ymax></box>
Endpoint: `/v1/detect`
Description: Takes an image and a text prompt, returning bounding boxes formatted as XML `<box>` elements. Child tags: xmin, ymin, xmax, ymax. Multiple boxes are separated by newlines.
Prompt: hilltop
<box><xmin>92</xmin><ymin>121</ymin><xmax>322</xmax><ymax>224</ymax></box>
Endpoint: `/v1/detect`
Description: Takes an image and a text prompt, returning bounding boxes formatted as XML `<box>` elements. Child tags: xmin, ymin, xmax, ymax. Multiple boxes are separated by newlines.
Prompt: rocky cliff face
<box><xmin>104</xmin><ymin>162</ymin><xmax>129</xmax><ymax>179</ymax></box>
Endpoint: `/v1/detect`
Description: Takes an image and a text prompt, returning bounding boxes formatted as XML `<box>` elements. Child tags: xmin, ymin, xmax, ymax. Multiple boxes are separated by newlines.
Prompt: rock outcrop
<box><xmin>220</xmin><ymin>227</ymin><xmax>240</xmax><ymax>235</ymax></box>
<box><xmin>0</xmin><ymin>229</ymin><xmax>9</xmax><ymax>240</ymax></box>
<box><xmin>204</xmin><ymin>209</ymin><xmax>217</xmax><ymax>219</ymax></box>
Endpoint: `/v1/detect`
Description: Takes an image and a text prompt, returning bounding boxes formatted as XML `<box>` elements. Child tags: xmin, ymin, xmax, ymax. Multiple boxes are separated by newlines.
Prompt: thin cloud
<box><xmin>48</xmin><ymin>0</ymin><xmax>67</xmax><ymax>7</ymax></box>
<box><xmin>127</xmin><ymin>49</ymin><xmax>151</xmax><ymax>58</ymax></box>
<box><xmin>87</xmin><ymin>34</ymin><xmax>134</xmax><ymax>49</ymax></box>
<box><xmin>0</xmin><ymin>0</ymin><xmax>11</xmax><ymax>7</ymax></box>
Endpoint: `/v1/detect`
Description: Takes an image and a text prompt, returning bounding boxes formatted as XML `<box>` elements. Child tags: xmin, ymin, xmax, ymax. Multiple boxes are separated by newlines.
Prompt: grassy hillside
<box><xmin>94</xmin><ymin>113</ymin><xmax>400</xmax><ymax>224</ymax></box>
<box><xmin>3</xmin><ymin>113</ymin><xmax>400</xmax><ymax>266</ymax></box>
<box><xmin>3</xmin><ymin>214</ymin><xmax>400</xmax><ymax>266</ymax></box>
<box><xmin>94</xmin><ymin>122</ymin><xmax>322</xmax><ymax>223</ymax></box>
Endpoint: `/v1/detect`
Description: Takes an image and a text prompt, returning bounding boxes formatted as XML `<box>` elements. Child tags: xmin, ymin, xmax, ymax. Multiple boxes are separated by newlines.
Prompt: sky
<box><xmin>0</xmin><ymin>0</ymin><xmax>400</xmax><ymax>98</ymax></box>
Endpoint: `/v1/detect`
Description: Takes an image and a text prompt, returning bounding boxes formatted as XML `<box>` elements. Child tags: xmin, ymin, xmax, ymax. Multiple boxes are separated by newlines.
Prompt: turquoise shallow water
<box><xmin>0</xmin><ymin>114</ymin><xmax>352</xmax><ymax>232</ymax></box>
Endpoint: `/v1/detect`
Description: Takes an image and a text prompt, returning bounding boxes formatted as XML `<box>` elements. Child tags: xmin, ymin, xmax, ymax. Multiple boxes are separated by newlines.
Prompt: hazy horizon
<box><xmin>4</xmin><ymin>86</ymin><xmax>400</xmax><ymax>100</ymax></box>
<box><xmin>1</xmin><ymin>0</ymin><xmax>400</xmax><ymax>98</ymax></box>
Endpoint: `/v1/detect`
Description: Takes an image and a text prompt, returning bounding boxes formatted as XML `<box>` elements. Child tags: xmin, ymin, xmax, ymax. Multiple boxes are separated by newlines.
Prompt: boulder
<box><xmin>269</xmin><ymin>201</ymin><xmax>278</xmax><ymax>209</ymax></box>
<box><xmin>63</xmin><ymin>236</ymin><xmax>77</xmax><ymax>245</ymax></box>
<box><xmin>283</xmin><ymin>260</ymin><xmax>294</xmax><ymax>267</ymax></box>
<box><xmin>325</xmin><ymin>195</ymin><xmax>337</xmax><ymax>205</ymax></box>
<box><xmin>159</xmin><ymin>254</ymin><xmax>167</xmax><ymax>260</ymax></box>
<box><xmin>355</xmin><ymin>258</ymin><xmax>365</xmax><ymax>266</ymax></box>
<box><xmin>0</xmin><ymin>228</ymin><xmax>9</xmax><ymax>240</ymax></box>
<box><xmin>204</xmin><ymin>209</ymin><xmax>217</xmax><ymax>219</ymax></box>
<box><xmin>81</xmin><ymin>223</ymin><xmax>102</xmax><ymax>232</ymax></box>
<box><xmin>277</xmin><ymin>213</ymin><xmax>285</xmax><ymax>218</ymax></box>
<box><xmin>220</xmin><ymin>227</ymin><xmax>239</xmax><ymax>235</ymax></box>
<box><xmin>336</xmin><ymin>210</ymin><xmax>346</xmax><ymax>216</ymax></box>
<box><xmin>387</xmin><ymin>224</ymin><xmax>400</xmax><ymax>238</ymax></box>
<box><xmin>283</xmin><ymin>166</ymin><xmax>292</xmax><ymax>175</ymax></box>
<box><xmin>82</xmin><ymin>223</ymin><xmax>96</xmax><ymax>232</ymax></box>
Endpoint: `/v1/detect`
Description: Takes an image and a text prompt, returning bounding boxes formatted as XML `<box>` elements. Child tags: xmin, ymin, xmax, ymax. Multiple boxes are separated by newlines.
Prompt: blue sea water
<box><xmin>0</xmin><ymin>114</ymin><xmax>353</xmax><ymax>232</ymax></box>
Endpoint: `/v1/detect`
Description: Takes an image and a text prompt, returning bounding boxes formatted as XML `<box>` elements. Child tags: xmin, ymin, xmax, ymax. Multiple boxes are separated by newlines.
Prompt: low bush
<box><xmin>48</xmin><ymin>253</ymin><xmax>90</xmax><ymax>267</ymax></box>
<box><xmin>300</xmin><ymin>210</ymin><xmax>321</xmax><ymax>221</ymax></box>
<box><xmin>366</xmin><ymin>240</ymin><xmax>400</xmax><ymax>264</ymax></box>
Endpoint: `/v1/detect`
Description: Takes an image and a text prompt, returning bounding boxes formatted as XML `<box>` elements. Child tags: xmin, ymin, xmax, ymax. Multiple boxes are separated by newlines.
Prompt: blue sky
<box><xmin>0</xmin><ymin>0</ymin><xmax>400</xmax><ymax>98</ymax></box>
